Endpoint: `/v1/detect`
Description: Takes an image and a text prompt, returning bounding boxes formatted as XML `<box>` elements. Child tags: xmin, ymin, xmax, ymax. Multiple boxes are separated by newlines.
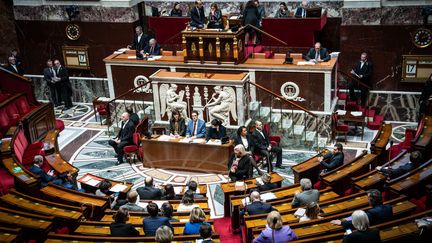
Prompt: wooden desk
<box><xmin>338</xmin><ymin>111</ymin><xmax>366</xmax><ymax>140</ymax></box>
<box><xmin>370</xmin><ymin>123</ymin><xmax>392</xmax><ymax>158</ymax></box>
<box><xmin>182</xmin><ymin>28</ymin><xmax>245</xmax><ymax>64</ymax></box>
<box><xmin>291</xmin><ymin>149</ymin><xmax>330</xmax><ymax>184</ymax></box>
<box><xmin>137</xmin><ymin>199</ymin><xmax>209</xmax><ymax>212</ymax></box>
<box><xmin>102</xmin><ymin>209</ymin><xmax>211</xmax><ymax>224</ymax></box>
<box><xmin>2</xmin><ymin>156</ymin><xmax>39</xmax><ymax>195</ymax></box>
<box><xmin>352</xmin><ymin>150</ymin><xmax>410</xmax><ymax>191</ymax></box>
<box><xmin>321</xmin><ymin>152</ymin><xmax>377</xmax><ymax>195</ymax></box>
<box><xmin>221</xmin><ymin>172</ymin><xmax>284</xmax><ymax>217</ymax></box>
<box><xmin>40</xmin><ymin>183</ymin><xmax>109</xmax><ymax>220</ymax></box>
<box><xmin>413</xmin><ymin>116</ymin><xmax>432</xmax><ymax>154</ymax></box>
<box><xmin>389</xmin><ymin>158</ymin><xmax>432</xmax><ymax>196</ymax></box>
<box><xmin>1</xmin><ymin>137</ymin><xmax>12</xmax><ymax>155</ymax></box>
<box><xmin>141</xmin><ymin>137</ymin><xmax>233</xmax><ymax>174</ymax></box>
<box><xmin>0</xmin><ymin>227</ymin><xmax>20</xmax><ymax>243</ymax></box>
<box><xmin>78</xmin><ymin>173</ymin><xmax>133</xmax><ymax>197</ymax></box>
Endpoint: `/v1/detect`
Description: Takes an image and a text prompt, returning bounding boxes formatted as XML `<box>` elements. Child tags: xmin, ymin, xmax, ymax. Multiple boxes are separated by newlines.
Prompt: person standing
<box><xmin>252</xmin><ymin>120</ymin><xmax>284</xmax><ymax>170</ymax></box>
<box><xmin>109</xmin><ymin>112</ymin><xmax>135</xmax><ymax>165</ymax></box>
<box><xmin>6</xmin><ymin>56</ymin><xmax>25</xmax><ymax>75</ymax></box>
<box><xmin>243</xmin><ymin>0</ymin><xmax>260</xmax><ymax>46</ymax></box>
<box><xmin>43</xmin><ymin>59</ymin><xmax>60</xmax><ymax>107</ymax></box>
<box><xmin>350</xmin><ymin>52</ymin><xmax>373</xmax><ymax>105</ymax></box>
<box><xmin>127</xmin><ymin>26</ymin><xmax>149</xmax><ymax>52</ymax></box>
<box><xmin>53</xmin><ymin>59</ymin><xmax>73</xmax><ymax>109</ymax></box>
<box><xmin>190</xmin><ymin>0</ymin><xmax>205</xmax><ymax>28</ymax></box>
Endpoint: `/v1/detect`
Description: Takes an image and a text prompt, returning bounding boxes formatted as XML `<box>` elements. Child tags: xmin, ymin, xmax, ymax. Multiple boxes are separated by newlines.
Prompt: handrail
<box><xmin>338</xmin><ymin>70</ymin><xmax>372</xmax><ymax>90</ymax></box>
<box><xmin>243</xmin><ymin>24</ymin><xmax>287</xmax><ymax>46</ymax></box>
<box><xmin>247</xmin><ymin>81</ymin><xmax>317</xmax><ymax>117</ymax></box>
<box><xmin>107</xmin><ymin>79</ymin><xmax>152</xmax><ymax>104</ymax></box>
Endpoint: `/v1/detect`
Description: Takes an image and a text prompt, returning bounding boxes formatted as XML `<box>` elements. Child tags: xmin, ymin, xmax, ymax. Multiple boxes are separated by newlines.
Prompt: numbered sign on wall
<box><xmin>62</xmin><ymin>45</ymin><xmax>90</xmax><ymax>70</ymax></box>
<box><xmin>401</xmin><ymin>55</ymin><xmax>432</xmax><ymax>83</ymax></box>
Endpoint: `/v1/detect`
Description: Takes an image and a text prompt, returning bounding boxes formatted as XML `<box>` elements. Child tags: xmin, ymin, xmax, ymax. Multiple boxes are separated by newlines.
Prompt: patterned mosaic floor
<box><xmin>55</xmin><ymin>103</ymin><xmax>411</xmax><ymax>217</ymax></box>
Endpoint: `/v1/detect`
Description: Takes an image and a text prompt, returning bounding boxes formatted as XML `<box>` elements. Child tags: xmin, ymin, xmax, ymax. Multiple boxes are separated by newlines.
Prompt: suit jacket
<box><xmin>142</xmin><ymin>216</ymin><xmax>172</xmax><ymax>236</ymax></box>
<box><xmin>295</xmin><ymin>7</ymin><xmax>307</xmax><ymax>18</ymax></box>
<box><xmin>6</xmin><ymin>64</ymin><xmax>25</xmax><ymax>75</ymax></box>
<box><xmin>55</xmin><ymin>66</ymin><xmax>72</xmax><ymax>96</ymax></box>
<box><xmin>352</xmin><ymin>61</ymin><xmax>373</xmax><ymax>84</ymax></box>
<box><xmin>227</xmin><ymin>154</ymin><xmax>252</xmax><ymax>181</ymax></box>
<box><xmin>252</xmin><ymin>129</ymin><xmax>270</xmax><ymax>152</ymax></box>
<box><xmin>321</xmin><ymin>152</ymin><xmax>344</xmax><ymax>171</ymax></box>
<box><xmin>117</xmin><ymin>120</ymin><xmax>135</xmax><ymax>143</ymax></box>
<box><xmin>342</xmin><ymin>204</ymin><xmax>393</xmax><ymax>230</ymax></box>
<box><xmin>234</xmin><ymin>134</ymin><xmax>255</xmax><ymax>152</ymax></box>
<box><xmin>136</xmin><ymin>185</ymin><xmax>163</xmax><ymax>200</ymax></box>
<box><xmin>143</xmin><ymin>43</ymin><xmax>161</xmax><ymax>56</ymax></box>
<box><xmin>243</xmin><ymin>201</ymin><xmax>275</xmax><ymax>216</ymax></box>
<box><xmin>119</xmin><ymin>202</ymin><xmax>146</xmax><ymax>212</ymax></box>
<box><xmin>169</xmin><ymin>118</ymin><xmax>186</xmax><ymax>136</ymax></box>
<box><xmin>129</xmin><ymin>113</ymin><xmax>140</xmax><ymax>126</ymax></box>
<box><xmin>342</xmin><ymin>228</ymin><xmax>381</xmax><ymax>243</ymax></box>
<box><xmin>190</xmin><ymin>6</ymin><xmax>205</xmax><ymax>27</ymax></box>
<box><xmin>304</xmin><ymin>48</ymin><xmax>331</xmax><ymax>62</ymax></box>
<box><xmin>291</xmin><ymin>189</ymin><xmax>320</xmax><ymax>208</ymax></box>
<box><xmin>186</xmin><ymin>119</ymin><xmax>206</xmax><ymax>138</ymax></box>
<box><xmin>110</xmin><ymin>222</ymin><xmax>139</xmax><ymax>237</ymax></box>
<box><xmin>29</xmin><ymin>165</ymin><xmax>56</xmax><ymax>186</ymax></box>
<box><xmin>206</xmin><ymin>125</ymin><xmax>226</xmax><ymax>140</ymax></box>
<box><xmin>258</xmin><ymin>182</ymin><xmax>279</xmax><ymax>192</ymax></box>
<box><xmin>43</xmin><ymin>67</ymin><xmax>55</xmax><ymax>86</ymax></box>
<box><xmin>131</xmin><ymin>33</ymin><xmax>149</xmax><ymax>51</ymax></box>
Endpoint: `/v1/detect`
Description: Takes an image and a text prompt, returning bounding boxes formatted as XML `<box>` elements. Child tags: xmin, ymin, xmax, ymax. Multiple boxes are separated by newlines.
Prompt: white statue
<box><xmin>204</xmin><ymin>86</ymin><xmax>237</xmax><ymax>125</ymax></box>
<box><xmin>193</xmin><ymin>86</ymin><xmax>202</xmax><ymax>106</ymax></box>
<box><xmin>160</xmin><ymin>83</ymin><xmax>188</xmax><ymax>120</ymax></box>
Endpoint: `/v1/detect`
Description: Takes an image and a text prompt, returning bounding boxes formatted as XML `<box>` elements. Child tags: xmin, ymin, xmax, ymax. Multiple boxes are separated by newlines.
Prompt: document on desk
<box><xmin>336</xmin><ymin>110</ymin><xmax>346</xmax><ymax>115</ymax></box>
<box><xmin>260</xmin><ymin>192</ymin><xmax>277</xmax><ymax>202</ymax></box>
<box><xmin>127</xmin><ymin>56</ymin><xmax>137</xmax><ymax>59</ymax></box>
<box><xmin>86</xmin><ymin>178</ymin><xmax>101</xmax><ymax>187</ymax></box>
<box><xmin>351</xmin><ymin>111</ymin><xmax>363</xmax><ymax>117</ymax></box>
<box><xmin>158</xmin><ymin>135</ymin><xmax>173</xmax><ymax>141</ymax></box>
<box><xmin>206</xmin><ymin>140</ymin><xmax>221</xmax><ymax>145</ymax></box>
<box><xmin>113</xmin><ymin>48</ymin><xmax>129</xmax><ymax>54</ymax></box>
<box><xmin>110</xmin><ymin>184</ymin><xmax>128</xmax><ymax>192</ymax></box>
<box><xmin>192</xmin><ymin>138</ymin><xmax>206</xmax><ymax>143</ymax></box>
<box><xmin>255</xmin><ymin>177</ymin><xmax>264</xmax><ymax>185</ymax></box>
<box><xmin>179</xmin><ymin>138</ymin><xmax>191</xmax><ymax>143</ymax></box>
<box><xmin>297</xmin><ymin>61</ymin><xmax>316</xmax><ymax>65</ymax></box>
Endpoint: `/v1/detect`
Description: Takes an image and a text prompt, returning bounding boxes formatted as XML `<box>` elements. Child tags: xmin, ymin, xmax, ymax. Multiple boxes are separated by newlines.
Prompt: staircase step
<box><xmin>305</xmin><ymin>131</ymin><xmax>317</xmax><ymax>141</ymax></box>
<box><xmin>293</xmin><ymin>125</ymin><xmax>305</xmax><ymax>136</ymax></box>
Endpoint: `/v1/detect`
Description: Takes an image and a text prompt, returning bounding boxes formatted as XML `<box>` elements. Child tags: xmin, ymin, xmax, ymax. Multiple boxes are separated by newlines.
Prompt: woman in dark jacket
<box><xmin>234</xmin><ymin>126</ymin><xmax>263</xmax><ymax>176</ymax></box>
<box><xmin>243</xmin><ymin>0</ymin><xmax>260</xmax><ymax>46</ymax></box>
<box><xmin>169</xmin><ymin>110</ymin><xmax>186</xmax><ymax>136</ymax></box>
<box><xmin>170</xmin><ymin>2</ymin><xmax>183</xmax><ymax>17</ymax></box>
<box><xmin>227</xmin><ymin>144</ymin><xmax>255</xmax><ymax>181</ymax></box>
<box><xmin>110</xmin><ymin>208</ymin><xmax>139</xmax><ymax>236</ymax></box>
<box><xmin>208</xmin><ymin>3</ymin><xmax>223</xmax><ymax>29</ymax></box>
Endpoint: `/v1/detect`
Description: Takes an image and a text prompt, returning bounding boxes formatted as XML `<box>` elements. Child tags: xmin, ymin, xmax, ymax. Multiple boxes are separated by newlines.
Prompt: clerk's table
<box><xmin>142</xmin><ymin>136</ymin><xmax>233</xmax><ymax>174</ymax></box>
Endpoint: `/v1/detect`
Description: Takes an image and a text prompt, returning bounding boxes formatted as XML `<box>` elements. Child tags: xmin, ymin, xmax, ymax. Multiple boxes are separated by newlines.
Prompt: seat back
<box><xmin>133</xmin><ymin>132</ymin><xmax>140</xmax><ymax>146</ymax></box>
<box><xmin>0</xmin><ymin>110</ymin><xmax>11</xmax><ymax>134</ymax></box>
<box><xmin>5</xmin><ymin>103</ymin><xmax>20</xmax><ymax>119</ymax></box>
<box><xmin>13</xmin><ymin>130</ymin><xmax>29</xmax><ymax>164</ymax></box>
<box><xmin>15</xmin><ymin>96</ymin><xmax>30</xmax><ymax>115</ymax></box>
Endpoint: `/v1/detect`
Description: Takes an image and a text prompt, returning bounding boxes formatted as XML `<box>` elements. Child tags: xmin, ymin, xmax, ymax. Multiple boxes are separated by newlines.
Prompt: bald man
<box><xmin>109</xmin><ymin>112</ymin><xmax>135</xmax><ymax>165</ymax></box>
<box><xmin>142</xmin><ymin>38</ymin><xmax>161</xmax><ymax>56</ymax></box>
<box><xmin>242</xmin><ymin>191</ymin><xmax>276</xmax><ymax>216</ymax></box>
<box><xmin>304</xmin><ymin>42</ymin><xmax>330</xmax><ymax>62</ymax></box>
<box><xmin>137</xmin><ymin>177</ymin><xmax>163</xmax><ymax>200</ymax></box>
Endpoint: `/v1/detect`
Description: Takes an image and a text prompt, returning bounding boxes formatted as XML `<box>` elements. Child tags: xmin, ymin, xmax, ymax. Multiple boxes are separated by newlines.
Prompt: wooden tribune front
<box><xmin>182</xmin><ymin>29</ymin><xmax>245</xmax><ymax>64</ymax></box>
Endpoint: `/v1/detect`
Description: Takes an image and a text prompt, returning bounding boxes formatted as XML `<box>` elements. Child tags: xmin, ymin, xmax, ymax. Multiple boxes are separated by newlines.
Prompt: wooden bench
<box><xmin>412</xmin><ymin>115</ymin><xmax>432</xmax><ymax>157</ymax></box>
<box><xmin>138</xmin><ymin>198</ymin><xmax>210</xmax><ymax>212</ymax></box>
<box><xmin>370</xmin><ymin>122</ymin><xmax>392</xmax><ymax>161</ymax></box>
<box><xmin>102</xmin><ymin>208</ymin><xmax>211</xmax><ymax>223</ymax></box>
<box><xmin>43</xmin><ymin>129</ymin><xmax>79</xmax><ymax>175</ymax></box>
<box><xmin>40</xmin><ymin>183</ymin><xmax>110</xmax><ymax>220</ymax></box>
<box><xmin>221</xmin><ymin>172</ymin><xmax>284</xmax><ymax>216</ymax></box>
<box><xmin>291</xmin><ymin>149</ymin><xmax>331</xmax><ymax>184</ymax></box>
<box><xmin>2</xmin><ymin>155</ymin><xmax>39</xmax><ymax>195</ymax></box>
<box><xmin>0</xmin><ymin>227</ymin><xmax>21</xmax><ymax>243</ymax></box>
<box><xmin>389</xmin><ymin>158</ymin><xmax>432</xmax><ymax>197</ymax></box>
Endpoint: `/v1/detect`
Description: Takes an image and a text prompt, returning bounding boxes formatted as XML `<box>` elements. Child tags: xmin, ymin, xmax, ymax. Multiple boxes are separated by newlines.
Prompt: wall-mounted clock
<box><xmin>412</xmin><ymin>28</ymin><xmax>432</xmax><ymax>48</ymax></box>
<box><xmin>65</xmin><ymin>24</ymin><xmax>81</xmax><ymax>41</ymax></box>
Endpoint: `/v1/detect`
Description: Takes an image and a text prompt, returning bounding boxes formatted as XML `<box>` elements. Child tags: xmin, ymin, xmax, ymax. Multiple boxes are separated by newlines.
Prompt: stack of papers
<box><xmin>206</xmin><ymin>140</ymin><xmax>221</xmax><ymax>145</ymax></box>
<box><xmin>235</xmin><ymin>181</ymin><xmax>246</xmax><ymax>191</ymax></box>
<box><xmin>158</xmin><ymin>135</ymin><xmax>172</xmax><ymax>141</ymax></box>
<box><xmin>192</xmin><ymin>138</ymin><xmax>205</xmax><ymax>144</ymax></box>
<box><xmin>297</xmin><ymin>61</ymin><xmax>316</xmax><ymax>65</ymax></box>
<box><xmin>110</xmin><ymin>184</ymin><xmax>128</xmax><ymax>192</ymax></box>
<box><xmin>294</xmin><ymin>208</ymin><xmax>306</xmax><ymax>217</ymax></box>
<box><xmin>113</xmin><ymin>48</ymin><xmax>129</xmax><ymax>54</ymax></box>
<box><xmin>241</xmin><ymin>196</ymin><xmax>251</xmax><ymax>206</ymax></box>
<box><xmin>255</xmin><ymin>177</ymin><xmax>264</xmax><ymax>185</ymax></box>
<box><xmin>260</xmin><ymin>192</ymin><xmax>277</xmax><ymax>202</ymax></box>
<box><xmin>179</xmin><ymin>138</ymin><xmax>191</xmax><ymax>143</ymax></box>
<box><xmin>81</xmin><ymin>175</ymin><xmax>101</xmax><ymax>186</ymax></box>
<box><xmin>336</xmin><ymin>110</ymin><xmax>346</xmax><ymax>115</ymax></box>
<box><xmin>127</xmin><ymin>56</ymin><xmax>137</xmax><ymax>59</ymax></box>
<box><xmin>351</xmin><ymin>111</ymin><xmax>363</xmax><ymax>117</ymax></box>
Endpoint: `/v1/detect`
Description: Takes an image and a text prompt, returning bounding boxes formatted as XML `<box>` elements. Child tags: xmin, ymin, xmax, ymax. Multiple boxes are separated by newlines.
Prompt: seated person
<box><xmin>155</xmin><ymin>225</ymin><xmax>174</xmax><ymax>243</ymax></box>
<box><xmin>161</xmin><ymin>184</ymin><xmax>177</xmax><ymax>200</ymax></box>
<box><xmin>169</xmin><ymin>110</ymin><xmax>186</xmax><ymax>137</ymax></box>
<box><xmin>96</xmin><ymin>179</ymin><xmax>118</xmax><ymax>209</ymax></box>
<box><xmin>206</xmin><ymin>119</ymin><xmax>226</xmax><ymax>141</ymax></box>
<box><xmin>141</xmin><ymin>38</ymin><xmax>161</xmax><ymax>56</ymax></box>
<box><xmin>29</xmin><ymin>155</ymin><xmax>62</xmax><ymax>187</ymax></box>
<box><xmin>126</xmin><ymin>106</ymin><xmax>140</xmax><ymax>126</ymax></box>
<box><xmin>170</xmin><ymin>2</ymin><xmax>183</xmax><ymax>17</ymax></box>
<box><xmin>342</xmin><ymin>210</ymin><xmax>381</xmax><ymax>243</ymax></box>
<box><xmin>304</xmin><ymin>42</ymin><xmax>330</xmax><ymax>62</ymax></box>
<box><xmin>58</xmin><ymin>171</ymin><xmax>84</xmax><ymax>191</ymax></box>
<box><xmin>110</xmin><ymin>208</ymin><xmax>139</xmax><ymax>236</ymax></box>
<box><xmin>234</xmin><ymin>125</ymin><xmax>255</xmax><ymax>152</ymax></box>
<box><xmin>294</xmin><ymin>0</ymin><xmax>308</xmax><ymax>18</ymax></box>
<box><xmin>143</xmin><ymin>202</ymin><xmax>173</xmax><ymax>236</ymax></box>
<box><xmin>318</xmin><ymin>143</ymin><xmax>344</xmax><ymax>172</ymax></box>
<box><xmin>331</xmin><ymin>189</ymin><xmax>392</xmax><ymax>229</ymax></box>
<box><xmin>291</xmin><ymin>178</ymin><xmax>320</xmax><ymax>208</ymax></box>
<box><xmin>200</xmin><ymin>223</ymin><xmax>216</xmax><ymax>243</ymax></box>
<box><xmin>137</xmin><ymin>176</ymin><xmax>163</xmax><ymax>200</ymax></box>
<box><xmin>187</xmin><ymin>180</ymin><xmax>205</xmax><ymax>198</ymax></box>
<box><xmin>177</xmin><ymin>191</ymin><xmax>200</xmax><ymax>212</ymax></box>
<box><xmin>120</xmin><ymin>190</ymin><xmax>146</xmax><ymax>212</ymax></box>
<box><xmin>186</xmin><ymin>110</ymin><xmax>206</xmax><ymax>138</ymax></box>
<box><xmin>252</xmin><ymin>120</ymin><xmax>284</xmax><ymax>170</ymax></box>
<box><xmin>274</xmin><ymin>2</ymin><xmax>289</xmax><ymax>18</ymax></box>
<box><xmin>190</xmin><ymin>0</ymin><xmax>205</xmax><ymax>28</ymax></box>
<box><xmin>242</xmin><ymin>191</ymin><xmax>276</xmax><ymax>216</ymax></box>
<box><xmin>207</xmin><ymin>3</ymin><xmax>223</xmax><ymax>29</ymax></box>
<box><xmin>108</xmin><ymin>112</ymin><xmax>134</xmax><ymax>165</ymax></box>
<box><xmin>253</xmin><ymin>211</ymin><xmax>298</xmax><ymax>242</ymax></box>
<box><xmin>258</xmin><ymin>173</ymin><xmax>278</xmax><ymax>191</ymax></box>
<box><xmin>299</xmin><ymin>202</ymin><xmax>322</xmax><ymax>222</ymax></box>
<box><xmin>161</xmin><ymin>202</ymin><xmax>179</xmax><ymax>222</ymax></box>
<box><xmin>376</xmin><ymin>151</ymin><xmax>423</xmax><ymax>179</ymax></box>
<box><xmin>228</xmin><ymin>144</ymin><xmax>254</xmax><ymax>181</ymax></box>
<box><xmin>183</xmin><ymin>207</ymin><xmax>210</xmax><ymax>235</ymax></box>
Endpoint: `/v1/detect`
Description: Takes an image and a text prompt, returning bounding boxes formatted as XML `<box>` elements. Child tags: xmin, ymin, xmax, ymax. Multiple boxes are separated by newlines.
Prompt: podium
<box><xmin>181</xmin><ymin>28</ymin><xmax>245</xmax><ymax>64</ymax></box>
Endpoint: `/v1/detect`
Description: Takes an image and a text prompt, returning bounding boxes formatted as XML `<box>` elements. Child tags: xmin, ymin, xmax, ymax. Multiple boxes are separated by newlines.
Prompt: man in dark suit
<box><xmin>109</xmin><ymin>112</ymin><xmax>135</xmax><ymax>165</ymax></box>
<box><xmin>187</xmin><ymin>180</ymin><xmax>204</xmax><ymax>198</ymax></box>
<box><xmin>186</xmin><ymin>110</ymin><xmax>206</xmax><ymax>138</ymax></box>
<box><xmin>190</xmin><ymin>0</ymin><xmax>205</xmax><ymax>28</ymax></box>
<box><xmin>304</xmin><ymin>42</ymin><xmax>331</xmax><ymax>62</ymax></box>
<box><xmin>318</xmin><ymin>143</ymin><xmax>344</xmax><ymax>172</ymax></box>
<box><xmin>142</xmin><ymin>38</ymin><xmax>161</xmax><ymax>56</ymax></box>
<box><xmin>53</xmin><ymin>59</ymin><xmax>73</xmax><ymax>109</ymax></box>
<box><xmin>332</xmin><ymin>189</ymin><xmax>393</xmax><ymax>229</ymax></box>
<box><xmin>137</xmin><ymin>177</ymin><xmax>163</xmax><ymax>200</ymax></box>
<box><xmin>126</xmin><ymin>107</ymin><xmax>140</xmax><ymax>125</ymax></box>
<box><xmin>377</xmin><ymin>150</ymin><xmax>422</xmax><ymax>179</ymax></box>
<box><xmin>242</xmin><ymin>191</ymin><xmax>276</xmax><ymax>216</ymax></box>
<box><xmin>6</xmin><ymin>56</ymin><xmax>25</xmax><ymax>75</ymax></box>
<box><xmin>294</xmin><ymin>0</ymin><xmax>308</xmax><ymax>18</ymax></box>
<box><xmin>29</xmin><ymin>155</ymin><xmax>62</xmax><ymax>187</ymax></box>
<box><xmin>200</xmin><ymin>223</ymin><xmax>216</xmax><ymax>243</ymax></box>
<box><xmin>43</xmin><ymin>59</ymin><xmax>60</xmax><ymax>107</ymax></box>
<box><xmin>349</xmin><ymin>52</ymin><xmax>373</xmax><ymax>105</ymax></box>
<box><xmin>142</xmin><ymin>202</ymin><xmax>172</xmax><ymax>236</ymax></box>
<box><xmin>252</xmin><ymin>120</ymin><xmax>284</xmax><ymax>171</ymax></box>
<box><xmin>127</xmin><ymin>26</ymin><xmax>149</xmax><ymax>52</ymax></box>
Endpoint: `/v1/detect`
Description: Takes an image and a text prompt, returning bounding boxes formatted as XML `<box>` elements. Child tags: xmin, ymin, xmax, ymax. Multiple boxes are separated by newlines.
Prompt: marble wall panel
<box><xmin>369</xmin><ymin>92</ymin><xmax>420</xmax><ymax>122</ymax></box>
<box><xmin>342</xmin><ymin>6</ymin><xmax>424</xmax><ymax>25</ymax></box>
<box><xmin>0</xmin><ymin>0</ymin><xmax>19</xmax><ymax>64</ymax></box>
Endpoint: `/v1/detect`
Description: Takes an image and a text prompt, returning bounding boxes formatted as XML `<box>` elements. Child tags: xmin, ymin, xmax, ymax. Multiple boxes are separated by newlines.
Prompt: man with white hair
<box><xmin>291</xmin><ymin>178</ymin><xmax>320</xmax><ymax>208</ymax></box>
<box><xmin>29</xmin><ymin>155</ymin><xmax>61</xmax><ymax>187</ymax></box>
<box><xmin>342</xmin><ymin>210</ymin><xmax>381</xmax><ymax>242</ymax></box>
<box><xmin>109</xmin><ymin>112</ymin><xmax>135</xmax><ymax>165</ymax></box>
<box><xmin>142</xmin><ymin>38</ymin><xmax>161</xmax><ymax>56</ymax></box>
<box><xmin>6</xmin><ymin>56</ymin><xmax>25</xmax><ymax>75</ymax></box>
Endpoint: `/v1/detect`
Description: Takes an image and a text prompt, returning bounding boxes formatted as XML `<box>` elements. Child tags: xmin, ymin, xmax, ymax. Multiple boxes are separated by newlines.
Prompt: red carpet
<box><xmin>214</xmin><ymin>217</ymin><xmax>242</xmax><ymax>243</ymax></box>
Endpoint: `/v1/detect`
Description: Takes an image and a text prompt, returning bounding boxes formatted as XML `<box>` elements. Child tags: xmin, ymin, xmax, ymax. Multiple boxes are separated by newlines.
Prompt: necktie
<box><xmin>192</xmin><ymin>121</ymin><xmax>197</xmax><ymax>136</ymax></box>
<box><xmin>302</xmin><ymin>9</ymin><xmax>305</xmax><ymax>18</ymax></box>
<box><xmin>150</xmin><ymin>46</ymin><xmax>154</xmax><ymax>54</ymax></box>
<box><xmin>51</xmin><ymin>67</ymin><xmax>57</xmax><ymax>78</ymax></box>
<box><xmin>315</xmin><ymin>51</ymin><xmax>319</xmax><ymax>60</ymax></box>
<box><xmin>197</xmin><ymin>7</ymin><xmax>201</xmax><ymax>19</ymax></box>
<box><xmin>12</xmin><ymin>65</ymin><xmax>18</xmax><ymax>73</ymax></box>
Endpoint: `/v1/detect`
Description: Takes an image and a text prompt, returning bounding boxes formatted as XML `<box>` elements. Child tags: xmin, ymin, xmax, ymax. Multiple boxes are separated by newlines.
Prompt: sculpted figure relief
<box><xmin>204</xmin><ymin>86</ymin><xmax>237</xmax><ymax>125</ymax></box>
<box><xmin>160</xmin><ymin>83</ymin><xmax>188</xmax><ymax>120</ymax></box>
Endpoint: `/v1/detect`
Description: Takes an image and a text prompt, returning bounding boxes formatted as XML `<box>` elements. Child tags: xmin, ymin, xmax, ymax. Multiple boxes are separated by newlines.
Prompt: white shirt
<box><xmin>11</xmin><ymin>64</ymin><xmax>18</xmax><ymax>73</ymax></box>
<box><xmin>137</xmin><ymin>34</ymin><xmax>142</xmax><ymax>43</ymax></box>
<box><xmin>360</xmin><ymin>61</ymin><xmax>365</xmax><ymax>69</ymax></box>
<box><xmin>241</xmin><ymin>136</ymin><xmax>249</xmax><ymax>150</ymax></box>
<box><xmin>257</xmin><ymin>129</ymin><xmax>265</xmax><ymax>139</ymax></box>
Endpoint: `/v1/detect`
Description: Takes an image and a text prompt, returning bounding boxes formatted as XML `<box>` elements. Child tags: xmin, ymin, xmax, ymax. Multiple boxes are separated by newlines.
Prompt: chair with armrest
<box><xmin>123</xmin><ymin>132</ymin><xmax>140</xmax><ymax>164</ymax></box>
<box><xmin>331</xmin><ymin>113</ymin><xmax>349</xmax><ymax>144</ymax></box>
